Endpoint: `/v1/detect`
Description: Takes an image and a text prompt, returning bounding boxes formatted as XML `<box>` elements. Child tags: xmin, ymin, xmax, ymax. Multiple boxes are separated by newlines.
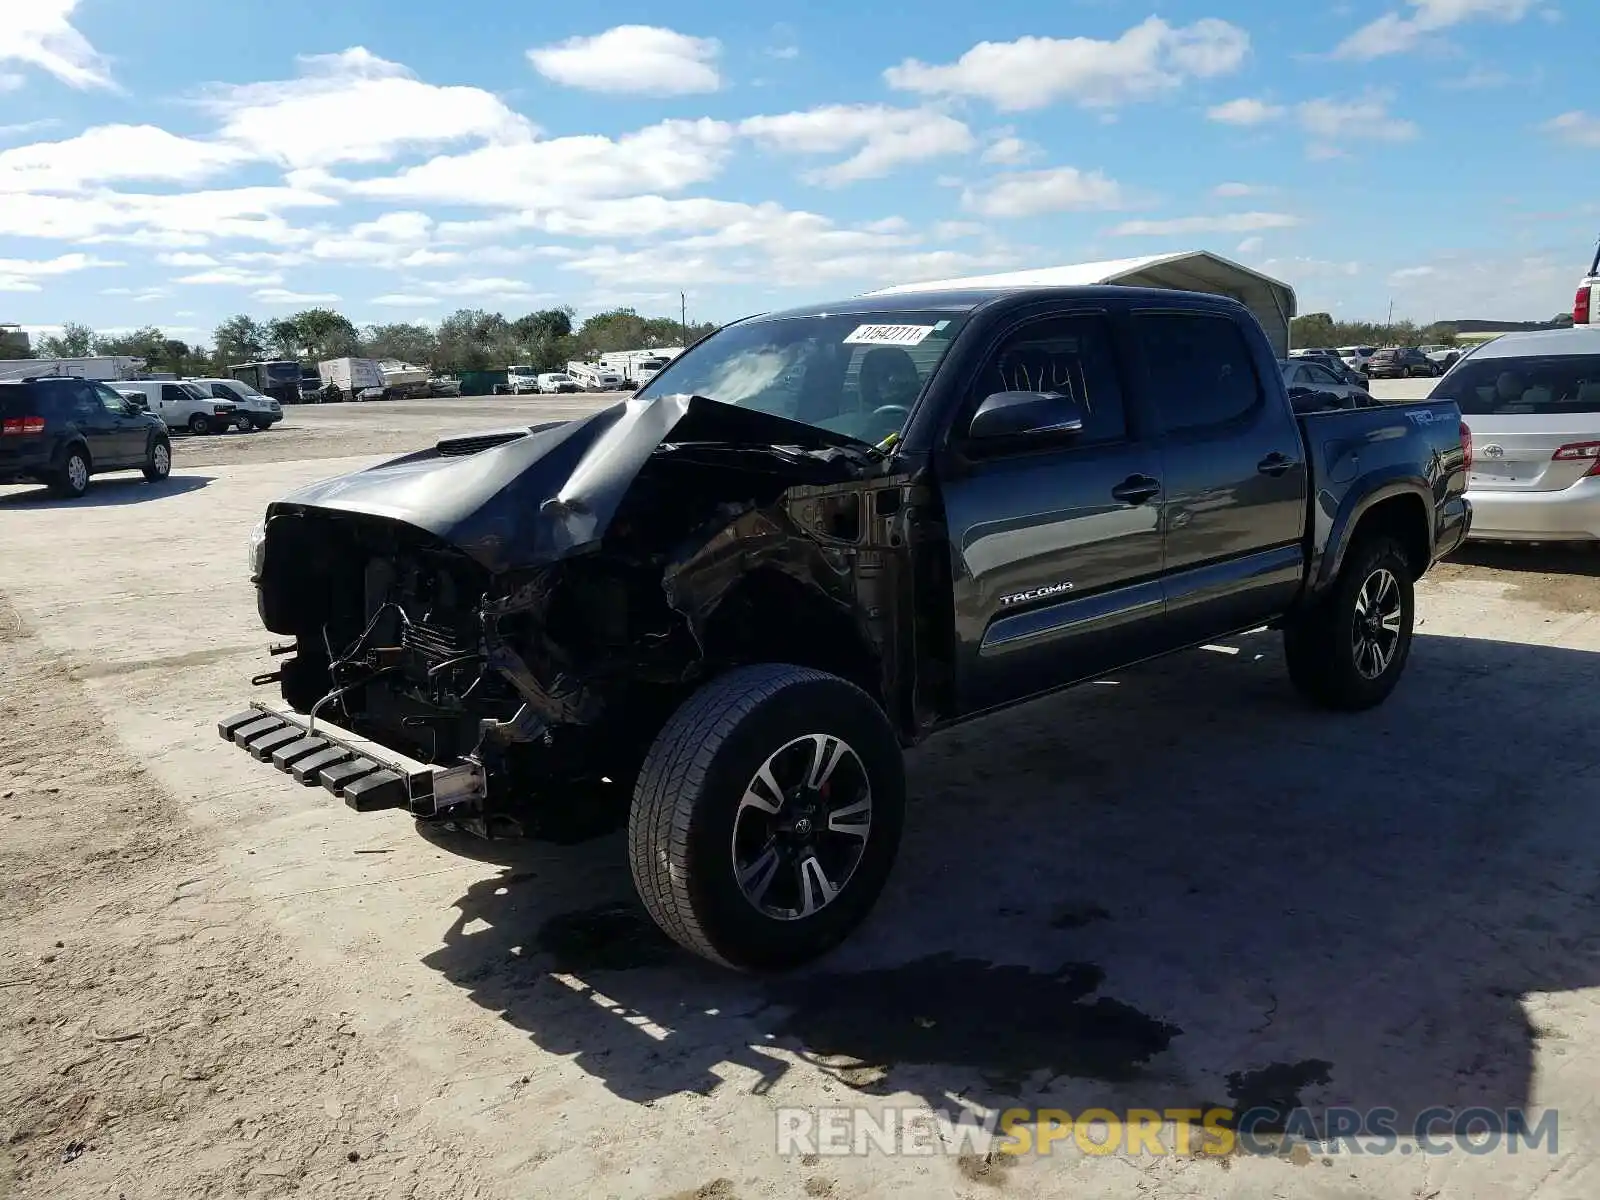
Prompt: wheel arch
<box><xmin>690</xmin><ymin>565</ymin><xmax>886</xmax><ymax>706</ymax></box>
<box><xmin>52</xmin><ymin>435</ymin><xmax>91</xmax><ymax>472</ymax></box>
<box><xmin>1315</xmin><ymin>482</ymin><xmax>1432</xmax><ymax>592</ymax></box>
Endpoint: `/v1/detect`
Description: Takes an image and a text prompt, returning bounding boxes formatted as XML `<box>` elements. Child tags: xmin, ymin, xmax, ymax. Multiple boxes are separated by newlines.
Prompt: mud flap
<box><xmin>216</xmin><ymin>702</ymin><xmax>486</xmax><ymax>817</ymax></box>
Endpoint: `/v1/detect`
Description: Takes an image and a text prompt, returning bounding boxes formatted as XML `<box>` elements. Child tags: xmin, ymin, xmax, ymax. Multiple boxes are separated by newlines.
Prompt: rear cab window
<box><xmin>1431</xmin><ymin>354</ymin><xmax>1600</xmax><ymax>414</ymax></box>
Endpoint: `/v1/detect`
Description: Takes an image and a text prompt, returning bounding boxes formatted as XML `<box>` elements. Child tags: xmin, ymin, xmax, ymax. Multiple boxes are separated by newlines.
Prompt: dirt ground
<box><xmin>3</xmin><ymin>395</ymin><xmax>1600</xmax><ymax>1200</ymax></box>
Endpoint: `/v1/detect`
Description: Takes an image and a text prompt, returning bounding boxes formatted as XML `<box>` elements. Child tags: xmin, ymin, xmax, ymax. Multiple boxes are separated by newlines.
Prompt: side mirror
<box><xmin>968</xmin><ymin>390</ymin><xmax>1085</xmax><ymax>442</ymax></box>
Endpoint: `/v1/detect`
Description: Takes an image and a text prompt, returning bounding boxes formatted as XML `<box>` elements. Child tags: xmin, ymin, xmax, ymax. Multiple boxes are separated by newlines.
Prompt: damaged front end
<box><xmin>223</xmin><ymin>395</ymin><xmax>940</xmax><ymax>840</ymax></box>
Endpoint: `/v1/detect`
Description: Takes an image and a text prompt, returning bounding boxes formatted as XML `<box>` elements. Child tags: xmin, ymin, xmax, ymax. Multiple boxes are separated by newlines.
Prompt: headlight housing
<box><xmin>248</xmin><ymin>518</ymin><xmax>267</xmax><ymax>579</ymax></box>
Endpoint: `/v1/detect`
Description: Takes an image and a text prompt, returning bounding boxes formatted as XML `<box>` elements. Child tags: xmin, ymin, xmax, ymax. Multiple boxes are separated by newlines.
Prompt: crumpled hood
<box><xmin>267</xmin><ymin>394</ymin><xmax>871</xmax><ymax>573</ymax></box>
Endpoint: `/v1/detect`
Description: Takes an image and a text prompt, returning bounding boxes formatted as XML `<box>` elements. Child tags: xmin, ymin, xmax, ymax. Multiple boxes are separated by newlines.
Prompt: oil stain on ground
<box><xmin>1224</xmin><ymin>1059</ymin><xmax>1334</xmax><ymax>1129</ymax></box>
<box><xmin>772</xmin><ymin>953</ymin><xmax>1179</xmax><ymax>1090</ymax></box>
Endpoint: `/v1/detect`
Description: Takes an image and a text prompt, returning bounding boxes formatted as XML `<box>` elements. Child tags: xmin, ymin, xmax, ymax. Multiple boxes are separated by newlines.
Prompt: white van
<box><xmin>115</xmin><ymin>380</ymin><xmax>239</xmax><ymax>435</ymax></box>
<box><xmin>187</xmin><ymin>377</ymin><xmax>283</xmax><ymax>430</ymax></box>
<box><xmin>536</xmin><ymin>372</ymin><xmax>580</xmax><ymax>394</ymax></box>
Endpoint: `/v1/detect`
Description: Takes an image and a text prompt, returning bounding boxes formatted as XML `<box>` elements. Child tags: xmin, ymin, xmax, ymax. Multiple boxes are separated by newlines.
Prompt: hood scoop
<box><xmin>435</xmin><ymin>428</ymin><xmax>533</xmax><ymax>457</ymax></box>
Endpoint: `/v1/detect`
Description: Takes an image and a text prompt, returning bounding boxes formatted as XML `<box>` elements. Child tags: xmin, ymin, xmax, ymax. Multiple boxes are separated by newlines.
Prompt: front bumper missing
<box><xmin>217</xmin><ymin>701</ymin><xmax>486</xmax><ymax>817</ymax></box>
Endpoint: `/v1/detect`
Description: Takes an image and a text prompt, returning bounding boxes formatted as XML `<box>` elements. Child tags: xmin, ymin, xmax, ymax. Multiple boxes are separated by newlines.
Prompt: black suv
<box><xmin>1366</xmin><ymin>346</ymin><xmax>1438</xmax><ymax>379</ymax></box>
<box><xmin>0</xmin><ymin>377</ymin><xmax>172</xmax><ymax>499</ymax></box>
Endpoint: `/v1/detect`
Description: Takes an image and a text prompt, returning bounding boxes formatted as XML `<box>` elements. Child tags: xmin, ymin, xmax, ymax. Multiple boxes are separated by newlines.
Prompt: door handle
<box><xmin>1111</xmin><ymin>474</ymin><xmax>1161</xmax><ymax>505</ymax></box>
<box><xmin>1257</xmin><ymin>452</ymin><xmax>1299</xmax><ymax>476</ymax></box>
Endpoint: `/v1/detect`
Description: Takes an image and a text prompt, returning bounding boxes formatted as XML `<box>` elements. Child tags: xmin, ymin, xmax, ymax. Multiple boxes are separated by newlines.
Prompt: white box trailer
<box><xmin>318</xmin><ymin>357</ymin><xmax>387</xmax><ymax>402</ymax></box>
<box><xmin>566</xmin><ymin>360</ymin><xmax>625</xmax><ymax>391</ymax></box>
<box><xmin>598</xmin><ymin>348</ymin><xmax>682</xmax><ymax>388</ymax></box>
<box><xmin>0</xmin><ymin>355</ymin><xmax>146</xmax><ymax>383</ymax></box>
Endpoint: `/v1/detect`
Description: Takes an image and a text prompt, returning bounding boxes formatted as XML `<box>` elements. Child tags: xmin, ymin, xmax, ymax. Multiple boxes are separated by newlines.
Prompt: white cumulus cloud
<box><xmin>885</xmin><ymin>17</ymin><xmax>1249</xmax><ymax>111</ymax></box>
<box><xmin>1297</xmin><ymin>92</ymin><xmax>1419</xmax><ymax>154</ymax></box>
<box><xmin>1335</xmin><ymin>0</ymin><xmax>1536</xmax><ymax>60</ymax></box>
<box><xmin>1544</xmin><ymin>111</ymin><xmax>1600</xmax><ymax>147</ymax></box>
<box><xmin>0</xmin><ymin>0</ymin><xmax>112</xmax><ymax>90</ymax></box>
<box><xmin>739</xmin><ymin>105</ymin><xmax>975</xmax><ymax>185</ymax></box>
<box><xmin>1207</xmin><ymin>98</ymin><xmax>1285</xmax><ymax>126</ymax></box>
<box><xmin>328</xmin><ymin>119</ymin><xmax>735</xmax><ymax>209</ymax></box>
<box><xmin>1112</xmin><ymin>212</ymin><xmax>1304</xmax><ymax>236</ymax></box>
<box><xmin>0</xmin><ymin>125</ymin><xmax>251</xmax><ymax>194</ymax></box>
<box><xmin>200</xmin><ymin>47</ymin><xmax>533</xmax><ymax>169</ymax></box>
<box><xmin>527</xmin><ymin>26</ymin><xmax>721</xmax><ymax>96</ymax></box>
<box><xmin>963</xmin><ymin>167</ymin><xmax>1127</xmax><ymax>218</ymax></box>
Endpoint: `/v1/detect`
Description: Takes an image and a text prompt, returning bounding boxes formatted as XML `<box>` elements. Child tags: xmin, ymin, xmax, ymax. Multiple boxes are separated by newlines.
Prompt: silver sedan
<box><xmin>1427</xmin><ymin>328</ymin><xmax>1600</xmax><ymax>542</ymax></box>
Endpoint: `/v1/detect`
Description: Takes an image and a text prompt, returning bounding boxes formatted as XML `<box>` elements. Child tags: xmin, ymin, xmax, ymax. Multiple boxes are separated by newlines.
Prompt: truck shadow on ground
<box><xmin>422</xmin><ymin>631</ymin><xmax>1600</xmax><ymax>1128</ymax></box>
<box><xmin>0</xmin><ymin>474</ymin><xmax>212</xmax><ymax>508</ymax></box>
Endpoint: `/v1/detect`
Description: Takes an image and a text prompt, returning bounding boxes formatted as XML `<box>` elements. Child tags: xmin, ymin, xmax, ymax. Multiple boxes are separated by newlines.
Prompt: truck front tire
<box><xmin>628</xmin><ymin>664</ymin><xmax>905</xmax><ymax>971</ymax></box>
<box><xmin>1284</xmin><ymin>536</ymin><xmax>1415</xmax><ymax>711</ymax></box>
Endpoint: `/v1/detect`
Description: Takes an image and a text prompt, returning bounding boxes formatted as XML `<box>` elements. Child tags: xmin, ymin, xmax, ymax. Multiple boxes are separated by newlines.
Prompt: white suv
<box><xmin>1338</xmin><ymin>345</ymin><xmax>1379</xmax><ymax>374</ymax></box>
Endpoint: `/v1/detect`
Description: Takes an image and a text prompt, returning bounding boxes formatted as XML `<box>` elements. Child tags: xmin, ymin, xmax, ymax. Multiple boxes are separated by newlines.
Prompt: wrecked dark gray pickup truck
<box><xmin>220</xmin><ymin>284</ymin><xmax>1472</xmax><ymax>970</ymax></box>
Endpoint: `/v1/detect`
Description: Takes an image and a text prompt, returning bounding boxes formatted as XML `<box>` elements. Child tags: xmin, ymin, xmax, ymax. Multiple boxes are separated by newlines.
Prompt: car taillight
<box><xmin>1</xmin><ymin>416</ymin><xmax>45</xmax><ymax>436</ymax></box>
<box><xmin>1460</xmin><ymin>421</ymin><xmax>1472</xmax><ymax>470</ymax></box>
<box><xmin>1577</xmin><ymin>285</ymin><xmax>1593</xmax><ymax>326</ymax></box>
<box><xmin>1553</xmin><ymin>441</ymin><xmax>1600</xmax><ymax>477</ymax></box>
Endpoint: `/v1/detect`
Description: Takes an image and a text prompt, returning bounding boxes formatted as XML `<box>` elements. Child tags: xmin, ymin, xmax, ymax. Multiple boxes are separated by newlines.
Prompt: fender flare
<box><xmin>1311</xmin><ymin>474</ymin><xmax>1434</xmax><ymax>595</ymax></box>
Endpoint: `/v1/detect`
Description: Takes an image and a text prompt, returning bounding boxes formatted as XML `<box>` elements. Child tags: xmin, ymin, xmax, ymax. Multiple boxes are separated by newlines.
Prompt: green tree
<box><xmin>261</xmin><ymin>309</ymin><xmax>358</xmax><ymax>361</ymax></box>
<box><xmin>264</xmin><ymin>317</ymin><xmax>301</xmax><ymax>359</ymax></box>
<box><xmin>360</xmin><ymin>322</ymin><xmax>438</xmax><ymax>365</ymax></box>
<box><xmin>35</xmin><ymin>321</ymin><xmax>95</xmax><ymax>358</ymax></box>
<box><xmin>434</xmin><ymin>308</ymin><xmax>511</xmax><ymax>371</ymax></box>
<box><xmin>511</xmin><ymin>306</ymin><xmax>575</xmax><ymax>344</ymax></box>
<box><xmin>93</xmin><ymin>325</ymin><xmax>165</xmax><ymax>361</ymax></box>
<box><xmin>213</xmin><ymin>314</ymin><xmax>269</xmax><ymax>364</ymax></box>
<box><xmin>293</xmin><ymin>308</ymin><xmax>358</xmax><ymax>359</ymax></box>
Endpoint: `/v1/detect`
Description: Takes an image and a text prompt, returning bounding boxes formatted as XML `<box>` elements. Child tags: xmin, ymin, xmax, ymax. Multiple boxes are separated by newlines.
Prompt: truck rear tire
<box><xmin>628</xmin><ymin>664</ymin><xmax>905</xmax><ymax>971</ymax></box>
<box><xmin>1284</xmin><ymin>536</ymin><xmax>1414</xmax><ymax>711</ymax></box>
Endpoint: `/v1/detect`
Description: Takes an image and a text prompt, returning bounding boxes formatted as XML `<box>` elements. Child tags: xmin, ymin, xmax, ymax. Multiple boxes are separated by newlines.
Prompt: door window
<box><xmin>93</xmin><ymin>383</ymin><xmax>130</xmax><ymax>414</ymax></box>
<box><xmin>968</xmin><ymin>314</ymin><xmax>1127</xmax><ymax>444</ymax></box>
<box><xmin>161</xmin><ymin>384</ymin><xmax>188</xmax><ymax>405</ymax></box>
<box><xmin>1305</xmin><ymin>364</ymin><xmax>1341</xmax><ymax>386</ymax></box>
<box><xmin>1134</xmin><ymin>313</ymin><xmax>1263</xmax><ymax>433</ymax></box>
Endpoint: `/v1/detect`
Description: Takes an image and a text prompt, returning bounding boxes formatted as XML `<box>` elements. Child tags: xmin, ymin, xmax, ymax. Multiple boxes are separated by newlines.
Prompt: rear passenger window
<box><xmin>971</xmin><ymin>315</ymin><xmax>1126</xmax><ymax>444</ymax></box>
<box><xmin>1136</xmin><ymin>313</ymin><xmax>1262</xmax><ymax>433</ymax></box>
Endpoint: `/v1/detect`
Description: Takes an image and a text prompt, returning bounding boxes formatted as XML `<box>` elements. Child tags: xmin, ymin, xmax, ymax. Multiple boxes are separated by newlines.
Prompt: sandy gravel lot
<box><xmin>3</xmin><ymin>394</ymin><xmax>1600</xmax><ymax>1200</ymax></box>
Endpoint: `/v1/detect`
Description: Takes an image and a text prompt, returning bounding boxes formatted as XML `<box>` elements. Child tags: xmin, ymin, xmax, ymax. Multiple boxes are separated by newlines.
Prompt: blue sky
<box><xmin>2</xmin><ymin>0</ymin><xmax>1597</xmax><ymax>347</ymax></box>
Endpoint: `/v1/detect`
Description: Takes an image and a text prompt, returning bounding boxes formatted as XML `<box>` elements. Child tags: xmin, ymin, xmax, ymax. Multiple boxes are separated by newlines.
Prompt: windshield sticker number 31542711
<box><xmin>843</xmin><ymin>324</ymin><xmax>939</xmax><ymax>347</ymax></box>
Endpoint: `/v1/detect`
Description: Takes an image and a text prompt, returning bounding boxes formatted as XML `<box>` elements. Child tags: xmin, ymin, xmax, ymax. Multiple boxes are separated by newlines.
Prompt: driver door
<box><xmin>92</xmin><ymin>383</ymin><xmax>149</xmax><ymax>462</ymax></box>
<box><xmin>935</xmin><ymin>310</ymin><xmax>1166</xmax><ymax>715</ymax></box>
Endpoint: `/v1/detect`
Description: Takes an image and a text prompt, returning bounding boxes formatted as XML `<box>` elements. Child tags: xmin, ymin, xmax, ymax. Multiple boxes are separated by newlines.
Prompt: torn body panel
<box><xmin>251</xmin><ymin>395</ymin><xmax>934</xmax><ymax>837</ymax></box>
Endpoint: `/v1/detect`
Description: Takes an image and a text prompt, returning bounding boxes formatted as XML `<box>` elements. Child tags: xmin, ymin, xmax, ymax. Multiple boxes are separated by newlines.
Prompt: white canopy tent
<box><xmin>865</xmin><ymin>251</ymin><xmax>1299</xmax><ymax>358</ymax></box>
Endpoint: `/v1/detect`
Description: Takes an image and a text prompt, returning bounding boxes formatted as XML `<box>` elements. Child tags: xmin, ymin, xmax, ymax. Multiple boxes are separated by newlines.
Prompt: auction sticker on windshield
<box><xmin>843</xmin><ymin>324</ymin><xmax>938</xmax><ymax>347</ymax></box>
